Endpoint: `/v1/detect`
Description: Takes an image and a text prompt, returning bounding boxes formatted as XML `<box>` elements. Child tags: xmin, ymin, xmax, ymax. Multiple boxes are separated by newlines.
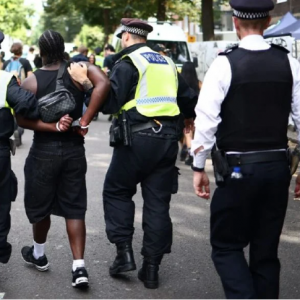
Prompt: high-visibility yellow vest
<box><xmin>121</xmin><ymin>46</ymin><xmax>180</xmax><ymax>118</ymax></box>
<box><xmin>96</xmin><ymin>55</ymin><xmax>104</xmax><ymax>68</ymax></box>
<box><xmin>0</xmin><ymin>71</ymin><xmax>14</xmax><ymax>113</ymax></box>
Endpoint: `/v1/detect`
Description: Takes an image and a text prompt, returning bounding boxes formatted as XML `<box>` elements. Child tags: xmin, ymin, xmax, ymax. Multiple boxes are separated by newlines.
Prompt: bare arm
<box><xmin>6</xmin><ymin>76</ymin><xmax>39</xmax><ymax>119</ymax></box>
<box><xmin>18</xmin><ymin>74</ymin><xmax>72</xmax><ymax>132</ymax></box>
<box><xmin>16</xmin><ymin>114</ymin><xmax>72</xmax><ymax>132</ymax></box>
<box><xmin>82</xmin><ymin>64</ymin><xmax>110</xmax><ymax>126</ymax></box>
<box><xmin>68</xmin><ymin>62</ymin><xmax>110</xmax><ymax>127</ymax></box>
<box><xmin>68</xmin><ymin>63</ymin><xmax>93</xmax><ymax>92</ymax></box>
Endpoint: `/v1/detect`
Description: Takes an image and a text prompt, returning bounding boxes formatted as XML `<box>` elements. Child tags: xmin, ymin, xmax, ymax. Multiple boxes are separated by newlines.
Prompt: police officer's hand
<box><xmin>184</xmin><ymin>118</ymin><xmax>194</xmax><ymax>134</ymax></box>
<box><xmin>295</xmin><ymin>174</ymin><xmax>300</xmax><ymax>198</ymax></box>
<box><xmin>193</xmin><ymin>171</ymin><xmax>210</xmax><ymax>200</ymax></box>
<box><xmin>68</xmin><ymin>63</ymin><xmax>88</xmax><ymax>84</ymax></box>
<box><xmin>58</xmin><ymin>114</ymin><xmax>73</xmax><ymax>132</ymax></box>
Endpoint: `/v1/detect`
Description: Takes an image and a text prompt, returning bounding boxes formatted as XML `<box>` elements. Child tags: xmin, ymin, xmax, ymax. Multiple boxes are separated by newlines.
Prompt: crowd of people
<box><xmin>1</xmin><ymin>0</ymin><xmax>300</xmax><ymax>298</ymax></box>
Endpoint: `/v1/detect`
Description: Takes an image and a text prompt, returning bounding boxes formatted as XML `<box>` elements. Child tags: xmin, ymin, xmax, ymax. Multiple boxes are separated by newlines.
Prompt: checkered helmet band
<box><xmin>121</xmin><ymin>25</ymin><xmax>149</xmax><ymax>37</ymax></box>
<box><xmin>233</xmin><ymin>9</ymin><xmax>269</xmax><ymax>19</ymax></box>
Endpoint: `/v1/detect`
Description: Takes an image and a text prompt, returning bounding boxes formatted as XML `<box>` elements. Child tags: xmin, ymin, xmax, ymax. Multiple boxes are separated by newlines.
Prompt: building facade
<box><xmin>271</xmin><ymin>0</ymin><xmax>300</xmax><ymax>22</ymax></box>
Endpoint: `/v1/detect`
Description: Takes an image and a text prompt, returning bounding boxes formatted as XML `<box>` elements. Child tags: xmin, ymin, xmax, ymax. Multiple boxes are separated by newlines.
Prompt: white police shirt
<box><xmin>191</xmin><ymin>34</ymin><xmax>300</xmax><ymax>169</ymax></box>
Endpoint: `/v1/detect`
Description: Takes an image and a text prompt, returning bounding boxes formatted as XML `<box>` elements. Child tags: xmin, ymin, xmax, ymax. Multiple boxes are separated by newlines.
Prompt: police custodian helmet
<box><xmin>117</xmin><ymin>18</ymin><xmax>153</xmax><ymax>39</ymax></box>
<box><xmin>230</xmin><ymin>0</ymin><xmax>275</xmax><ymax>20</ymax></box>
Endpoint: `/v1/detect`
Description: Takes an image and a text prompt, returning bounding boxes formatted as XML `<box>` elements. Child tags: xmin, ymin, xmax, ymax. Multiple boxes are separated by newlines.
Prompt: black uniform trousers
<box><xmin>103</xmin><ymin>128</ymin><xmax>178</xmax><ymax>258</ymax></box>
<box><xmin>211</xmin><ymin>161</ymin><xmax>291</xmax><ymax>299</ymax></box>
<box><xmin>0</xmin><ymin>143</ymin><xmax>15</xmax><ymax>264</ymax></box>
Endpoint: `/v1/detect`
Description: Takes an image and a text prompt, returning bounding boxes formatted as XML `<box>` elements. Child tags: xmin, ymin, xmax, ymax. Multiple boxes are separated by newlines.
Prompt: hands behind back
<box><xmin>57</xmin><ymin>114</ymin><xmax>73</xmax><ymax>132</ymax></box>
<box><xmin>73</xmin><ymin>127</ymin><xmax>89</xmax><ymax>137</ymax></box>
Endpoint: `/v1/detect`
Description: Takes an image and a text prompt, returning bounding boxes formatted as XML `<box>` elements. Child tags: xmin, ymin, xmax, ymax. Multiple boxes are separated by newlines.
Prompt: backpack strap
<box><xmin>5</xmin><ymin>58</ymin><xmax>14</xmax><ymax>72</ymax></box>
<box><xmin>56</xmin><ymin>60</ymin><xmax>67</xmax><ymax>91</ymax></box>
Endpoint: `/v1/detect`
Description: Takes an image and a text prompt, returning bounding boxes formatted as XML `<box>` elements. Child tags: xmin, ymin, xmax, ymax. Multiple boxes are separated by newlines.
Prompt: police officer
<box><xmin>192</xmin><ymin>0</ymin><xmax>300</xmax><ymax>298</ymax></box>
<box><xmin>101</xmin><ymin>18</ymin><xmax>197</xmax><ymax>289</ymax></box>
<box><xmin>0</xmin><ymin>31</ymin><xmax>40</xmax><ymax>264</ymax></box>
<box><xmin>95</xmin><ymin>47</ymin><xmax>104</xmax><ymax>68</ymax></box>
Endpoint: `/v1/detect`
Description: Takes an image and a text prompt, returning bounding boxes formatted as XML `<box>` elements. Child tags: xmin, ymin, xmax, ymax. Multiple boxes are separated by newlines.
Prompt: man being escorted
<box><xmin>192</xmin><ymin>0</ymin><xmax>300</xmax><ymax>298</ymax></box>
<box><xmin>0</xmin><ymin>31</ymin><xmax>40</xmax><ymax>264</ymax></box>
<box><xmin>101</xmin><ymin>19</ymin><xmax>196</xmax><ymax>289</ymax></box>
<box><xmin>17</xmin><ymin>30</ymin><xmax>109</xmax><ymax>288</ymax></box>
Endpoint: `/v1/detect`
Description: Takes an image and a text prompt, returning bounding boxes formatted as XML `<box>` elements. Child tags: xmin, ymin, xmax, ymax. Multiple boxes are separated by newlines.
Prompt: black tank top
<box><xmin>33</xmin><ymin>63</ymin><xmax>85</xmax><ymax>142</ymax></box>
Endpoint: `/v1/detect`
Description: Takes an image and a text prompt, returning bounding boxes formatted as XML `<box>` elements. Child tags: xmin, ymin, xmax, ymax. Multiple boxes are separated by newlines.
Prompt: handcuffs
<box><xmin>71</xmin><ymin>118</ymin><xmax>90</xmax><ymax>129</ymax></box>
<box><xmin>56</xmin><ymin>118</ymin><xmax>89</xmax><ymax>132</ymax></box>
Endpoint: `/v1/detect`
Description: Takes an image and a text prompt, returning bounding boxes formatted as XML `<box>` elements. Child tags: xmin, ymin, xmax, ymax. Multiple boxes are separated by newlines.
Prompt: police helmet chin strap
<box><xmin>152</xmin><ymin>119</ymin><xmax>163</xmax><ymax>133</ymax></box>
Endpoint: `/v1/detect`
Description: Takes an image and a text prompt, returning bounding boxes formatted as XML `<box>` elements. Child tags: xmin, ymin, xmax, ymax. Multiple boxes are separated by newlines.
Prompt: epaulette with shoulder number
<box><xmin>218</xmin><ymin>45</ymin><xmax>239</xmax><ymax>56</ymax></box>
<box><xmin>270</xmin><ymin>43</ymin><xmax>290</xmax><ymax>54</ymax></box>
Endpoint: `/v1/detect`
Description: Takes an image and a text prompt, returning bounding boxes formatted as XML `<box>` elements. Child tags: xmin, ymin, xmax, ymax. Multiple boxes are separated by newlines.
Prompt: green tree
<box><xmin>201</xmin><ymin>0</ymin><xmax>230</xmax><ymax>41</ymax></box>
<box><xmin>41</xmin><ymin>10</ymin><xmax>84</xmax><ymax>43</ymax></box>
<box><xmin>74</xmin><ymin>25</ymin><xmax>105</xmax><ymax>50</ymax></box>
<box><xmin>29</xmin><ymin>13</ymin><xmax>44</xmax><ymax>46</ymax></box>
<box><xmin>169</xmin><ymin>0</ymin><xmax>200</xmax><ymax>22</ymax></box>
<box><xmin>45</xmin><ymin>0</ymin><xmax>199</xmax><ymax>41</ymax></box>
<box><xmin>45</xmin><ymin>0</ymin><xmax>230</xmax><ymax>42</ymax></box>
<box><xmin>0</xmin><ymin>0</ymin><xmax>33</xmax><ymax>36</ymax></box>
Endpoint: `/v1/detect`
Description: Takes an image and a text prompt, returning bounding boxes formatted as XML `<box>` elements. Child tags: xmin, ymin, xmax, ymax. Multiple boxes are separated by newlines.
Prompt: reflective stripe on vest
<box><xmin>121</xmin><ymin>46</ymin><xmax>180</xmax><ymax>118</ymax></box>
<box><xmin>0</xmin><ymin>71</ymin><xmax>14</xmax><ymax>110</ymax></box>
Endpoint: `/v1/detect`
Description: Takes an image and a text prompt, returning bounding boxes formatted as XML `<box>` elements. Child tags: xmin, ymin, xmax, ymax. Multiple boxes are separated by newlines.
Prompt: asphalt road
<box><xmin>1</xmin><ymin>115</ymin><xmax>300</xmax><ymax>299</ymax></box>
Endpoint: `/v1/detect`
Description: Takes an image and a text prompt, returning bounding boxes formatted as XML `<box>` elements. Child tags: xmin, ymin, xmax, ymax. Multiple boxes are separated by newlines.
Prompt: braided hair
<box><xmin>39</xmin><ymin>30</ymin><xmax>65</xmax><ymax>65</ymax></box>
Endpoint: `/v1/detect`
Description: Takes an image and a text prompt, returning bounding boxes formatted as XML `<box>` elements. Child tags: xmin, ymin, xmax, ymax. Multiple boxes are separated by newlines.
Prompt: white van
<box><xmin>112</xmin><ymin>21</ymin><xmax>194</xmax><ymax>70</ymax></box>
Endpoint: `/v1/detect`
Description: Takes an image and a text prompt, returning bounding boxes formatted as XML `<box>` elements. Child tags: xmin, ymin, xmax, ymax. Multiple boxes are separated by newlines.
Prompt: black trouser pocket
<box><xmin>171</xmin><ymin>166</ymin><xmax>180</xmax><ymax>194</ymax></box>
<box><xmin>10</xmin><ymin>170</ymin><xmax>18</xmax><ymax>202</ymax></box>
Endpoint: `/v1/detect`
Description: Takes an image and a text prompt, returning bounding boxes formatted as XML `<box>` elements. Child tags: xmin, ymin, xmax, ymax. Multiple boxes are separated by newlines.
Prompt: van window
<box><xmin>115</xmin><ymin>39</ymin><xmax>122</xmax><ymax>53</ymax></box>
<box><xmin>147</xmin><ymin>41</ymin><xmax>191</xmax><ymax>64</ymax></box>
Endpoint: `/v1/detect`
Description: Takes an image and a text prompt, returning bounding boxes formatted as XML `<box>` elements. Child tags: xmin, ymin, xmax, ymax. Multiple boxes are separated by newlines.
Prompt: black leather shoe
<box><xmin>109</xmin><ymin>242</ymin><xmax>136</xmax><ymax>276</ymax></box>
<box><xmin>138</xmin><ymin>259</ymin><xmax>160</xmax><ymax>289</ymax></box>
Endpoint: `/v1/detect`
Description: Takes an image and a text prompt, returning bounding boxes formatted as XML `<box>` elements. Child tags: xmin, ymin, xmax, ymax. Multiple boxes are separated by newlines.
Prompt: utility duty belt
<box><xmin>109</xmin><ymin>111</ymin><xmax>180</xmax><ymax>147</ymax></box>
<box><xmin>226</xmin><ymin>151</ymin><xmax>288</xmax><ymax>166</ymax></box>
<box><xmin>211</xmin><ymin>147</ymin><xmax>292</xmax><ymax>186</ymax></box>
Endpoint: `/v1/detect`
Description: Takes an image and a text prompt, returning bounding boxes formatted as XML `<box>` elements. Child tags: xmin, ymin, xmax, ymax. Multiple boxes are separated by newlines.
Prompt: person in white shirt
<box><xmin>26</xmin><ymin>46</ymin><xmax>35</xmax><ymax>69</ymax></box>
<box><xmin>192</xmin><ymin>0</ymin><xmax>300</xmax><ymax>298</ymax></box>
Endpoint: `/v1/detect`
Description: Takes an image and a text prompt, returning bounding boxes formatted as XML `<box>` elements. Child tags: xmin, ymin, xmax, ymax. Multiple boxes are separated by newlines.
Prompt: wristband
<box><xmin>191</xmin><ymin>165</ymin><xmax>204</xmax><ymax>172</ymax></box>
<box><xmin>56</xmin><ymin>122</ymin><xmax>61</xmax><ymax>132</ymax></box>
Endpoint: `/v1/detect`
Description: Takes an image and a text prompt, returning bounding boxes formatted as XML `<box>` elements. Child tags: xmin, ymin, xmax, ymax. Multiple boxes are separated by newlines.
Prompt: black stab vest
<box><xmin>216</xmin><ymin>45</ymin><xmax>293</xmax><ymax>152</ymax></box>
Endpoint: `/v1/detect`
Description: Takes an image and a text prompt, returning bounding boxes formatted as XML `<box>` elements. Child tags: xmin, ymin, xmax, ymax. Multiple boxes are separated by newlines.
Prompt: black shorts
<box><xmin>24</xmin><ymin>142</ymin><xmax>87</xmax><ymax>224</ymax></box>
